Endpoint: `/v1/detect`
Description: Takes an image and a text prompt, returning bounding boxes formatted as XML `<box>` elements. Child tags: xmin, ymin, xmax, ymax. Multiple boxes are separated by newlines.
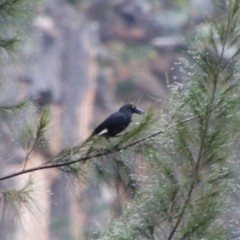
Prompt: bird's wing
<box><xmin>93</xmin><ymin>112</ymin><xmax>128</xmax><ymax>136</ymax></box>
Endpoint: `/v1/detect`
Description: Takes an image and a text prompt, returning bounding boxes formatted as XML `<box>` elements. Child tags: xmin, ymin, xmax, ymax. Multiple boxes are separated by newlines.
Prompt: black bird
<box><xmin>91</xmin><ymin>103</ymin><xmax>144</xmax><ymax>138</ymax></box>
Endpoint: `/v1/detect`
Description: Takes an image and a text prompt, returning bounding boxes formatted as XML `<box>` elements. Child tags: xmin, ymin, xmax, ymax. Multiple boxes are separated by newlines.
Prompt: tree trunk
<box><xmin>31</xmin><ymin>0</ymin><xmax>97</xmax><ymax>239</ymax></box>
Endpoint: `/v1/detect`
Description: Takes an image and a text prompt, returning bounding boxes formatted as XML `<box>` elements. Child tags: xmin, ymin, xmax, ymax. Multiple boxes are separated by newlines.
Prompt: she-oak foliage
<box><xmin>0</xmin><ymin>0</ymin><xmax>240</xmax><ymax>239</ymax></box>
<box><xmin>98</xmin><ymin>1</ymin><xmax>240</xmax><ymax>240</ymax></box>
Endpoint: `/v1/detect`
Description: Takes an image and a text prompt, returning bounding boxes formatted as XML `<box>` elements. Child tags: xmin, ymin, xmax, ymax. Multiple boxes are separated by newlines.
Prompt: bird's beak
<box><xmin>134</xmin><ymin>107</ymin><xmax>144</xmax><ymax>114</ymax></box>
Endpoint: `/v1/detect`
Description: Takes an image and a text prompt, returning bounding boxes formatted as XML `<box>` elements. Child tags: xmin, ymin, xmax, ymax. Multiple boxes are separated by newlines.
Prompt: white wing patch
<box><xmin>98</xmin><ymin>129</ymin><xmax>108</xmax><ymax>136</ymax></box>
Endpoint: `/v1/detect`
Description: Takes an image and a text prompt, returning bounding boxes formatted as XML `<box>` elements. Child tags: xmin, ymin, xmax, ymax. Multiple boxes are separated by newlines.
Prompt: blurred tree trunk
<box><xmin>31</xmin><ymin>0</ymin><xmax>97</xmax><ymax>239</ymax></box>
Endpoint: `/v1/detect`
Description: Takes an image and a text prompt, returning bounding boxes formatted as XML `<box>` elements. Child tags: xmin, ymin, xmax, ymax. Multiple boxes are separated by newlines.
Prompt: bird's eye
<box><xmin>132</xmin><ymin>105</ymin><xmax>135</xmax><ymax>109</ymax></box>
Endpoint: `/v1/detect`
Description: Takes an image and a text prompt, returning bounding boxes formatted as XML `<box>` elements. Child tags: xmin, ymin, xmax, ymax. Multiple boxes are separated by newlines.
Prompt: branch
<box><xmin>0</xmin><ymin>117</ymin><xmax>195</xmax><ymax>181</ymax></box>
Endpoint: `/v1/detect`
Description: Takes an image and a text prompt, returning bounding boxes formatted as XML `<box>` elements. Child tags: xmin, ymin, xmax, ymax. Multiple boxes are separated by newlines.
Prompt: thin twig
<box><xmin>0</xmin><ymin>117</ymin><xmax>195</xmax><ymax>182</ymax></box>
<box><xmin>22</xmin><ymin>133</ymin><xmax>39</xmax><ymax>170</ymax></box>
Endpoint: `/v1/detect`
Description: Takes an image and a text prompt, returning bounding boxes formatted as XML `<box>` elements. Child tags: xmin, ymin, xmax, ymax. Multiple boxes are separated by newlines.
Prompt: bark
<box><xmin>31</xmin><ymin>0</ymin><xmax>97</xmax><ymax>239</ymax></box>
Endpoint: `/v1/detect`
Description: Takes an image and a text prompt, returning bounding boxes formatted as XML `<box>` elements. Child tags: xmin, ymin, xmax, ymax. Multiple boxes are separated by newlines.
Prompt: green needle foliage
<box><xmin>0</xmin><ymin>177</ymin><xmax>40</xmax><ymax>239</ymax></box>
<box><xmin>20</xmin><ymin>106</ymin><xmax>50</xmax><ymax>150</ymax></box>
<box><xmin>0</xmin><ymin>99</ymin><xmax>29</xmax><ymax>111</ymax></box>
<box><xmin>49</xmin><ymin>109</ymin><xmax>155</xmax><ymax>196</ymax></box>
<box><xmin>0</xmin><ymin>177</ymin><xmax>36</xmax><ymax>218</ymax></box>
<box><xmin>0</xmin><ymin>0</ymin><xmax>36</xmax><ymax>52</ymax></box>
<box><xmin>1</xmin><ymin>1</ymin><xmax>240</xmax><ymax>239</ymax></box>
<box><xmin>98</xmin><ymin>1</ymin><xmax>240</xmax><ymax>240</ymax></box>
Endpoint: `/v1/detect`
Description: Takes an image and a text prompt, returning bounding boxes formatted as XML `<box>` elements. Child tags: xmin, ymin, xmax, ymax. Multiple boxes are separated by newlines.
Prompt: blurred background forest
<box><xmin>0</xmin><ymin>0</ymin><xmax>233</xmax><ymax>239</ymax></box>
